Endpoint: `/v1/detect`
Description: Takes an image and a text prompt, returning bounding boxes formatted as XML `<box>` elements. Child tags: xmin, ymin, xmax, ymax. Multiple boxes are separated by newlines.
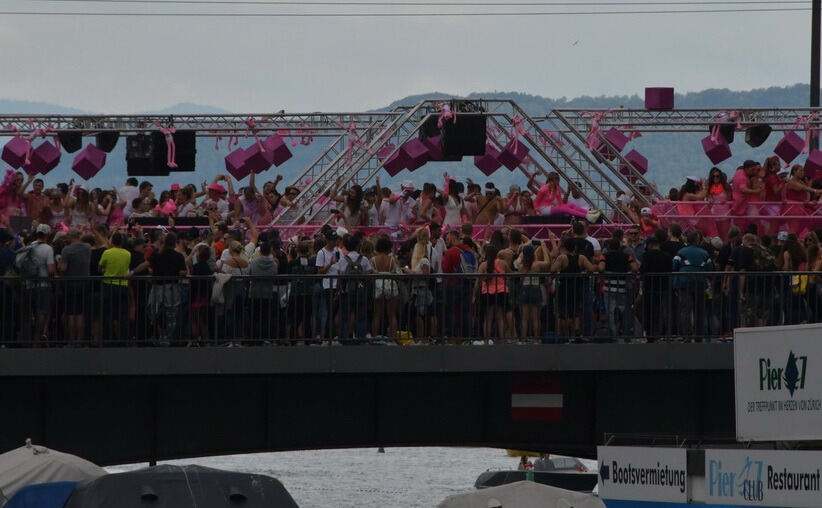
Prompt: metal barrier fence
<box><xmin>0</xmin><ymin>271</ymin><xmax>820</xmax><ymax>347</ymax></box>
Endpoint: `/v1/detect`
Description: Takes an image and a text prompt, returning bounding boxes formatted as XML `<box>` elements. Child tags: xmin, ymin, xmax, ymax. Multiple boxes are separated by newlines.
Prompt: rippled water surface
<box><xmin>108</xmin><ymin>447</ymin><xmax>596</xmax><ymax>507</ymax></box>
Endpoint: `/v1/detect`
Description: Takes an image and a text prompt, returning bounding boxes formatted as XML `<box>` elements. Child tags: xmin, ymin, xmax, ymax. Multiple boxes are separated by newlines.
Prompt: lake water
<box><xmin>108</xmin><ymin>447</ymin><xmax>597</xmax><ymax>507</ymax></box>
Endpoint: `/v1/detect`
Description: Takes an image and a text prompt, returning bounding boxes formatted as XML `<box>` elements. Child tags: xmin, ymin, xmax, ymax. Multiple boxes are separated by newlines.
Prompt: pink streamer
<box><xmin>541</xmin><ymin>128</ymin><xmax>564</xmax><ymax>154</ymax></box>
<box><xmin>509</xmin><ymin>115</ymin><xmax>527</xmax><ymax>152</ymax></box>
<box><xmin>581</xmin><ymin>110</ymin><xmax>614</xmax><ymax>151</ymax></box>
<box><xmin>793</xmin><ymin>113</ymin><xmax>820</xmax><ymax>154</ymax></box>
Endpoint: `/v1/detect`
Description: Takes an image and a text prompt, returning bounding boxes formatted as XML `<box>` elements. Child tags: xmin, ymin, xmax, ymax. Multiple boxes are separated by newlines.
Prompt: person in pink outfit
<box><xmin>527</xmin><ymin>172</ymin><xmax>601</xmax><ymax>223</ymax></box>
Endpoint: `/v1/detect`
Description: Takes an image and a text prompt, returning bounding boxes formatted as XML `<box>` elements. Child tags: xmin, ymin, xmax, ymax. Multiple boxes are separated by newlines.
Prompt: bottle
<box><xmin>526</xmin><ymin>469</ymin><xmax>534</xmax><ymax>481</ymax></box>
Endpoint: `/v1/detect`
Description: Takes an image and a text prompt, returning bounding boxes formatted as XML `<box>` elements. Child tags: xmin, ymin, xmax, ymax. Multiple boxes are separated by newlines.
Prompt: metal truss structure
<box><xmin>3</xmin><ymin>105</ymin><xmax>819</xmax><ymax>227</ymax></box>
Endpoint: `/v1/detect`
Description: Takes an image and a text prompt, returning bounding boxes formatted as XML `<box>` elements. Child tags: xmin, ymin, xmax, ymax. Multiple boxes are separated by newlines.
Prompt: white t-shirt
<box><xmin>316</xmin><ymin>247</ymin><xmax>340</xmax><ymax>289</ymax></box>
<box><xmin>119</xmin><ymin>185</ymin><xmax>140</xmax><ymax>217</ymax></box>
<box><xmin>585</xmin><ymin>236</ymin><xmax>602</xmax><ymax>255</ymax></box>
<box><xmin>202</xmin><ymin>197</ymin><xmax>230</xmax><ymax>221</ymax></box>
<box><xmin>380</xmin><ymin>200</ymin><xmax>404</xmax><ymax>228</ymax></box>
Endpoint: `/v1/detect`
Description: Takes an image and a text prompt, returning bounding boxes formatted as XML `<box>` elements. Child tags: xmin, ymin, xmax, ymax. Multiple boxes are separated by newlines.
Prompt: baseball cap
<box><xmin>777</xmin><ymin>231</ymin><xmax>789</xmax><ymax>241</ymax></box>
<box><xmin>35</xmin><ymin>223</ymin><xmax>51</xmax><ymax>235</ymax></box>
<box><xmin>170</xmin><ymin>183</ymin><xmax>180</xmax><ymax>191</ymax></box>
<box><xmin>777</xmin><ymin>169</ymin><xmax>790</xmax><ymax>177</ymax></box>
<box><xmin>208</xmin><ymin>182</ymin><xmax>228</xmax><ymax>193</ymax></box>
<box><xmin>640</xmin><ymin>207</ymin><xmax>653</xmax><ymax>216</ymax></box>
<box><xmin>324</xmin><ymin>230</ymin><xmax>339</xmax><ymax>241</ymax></box>
<box><xmin>685</xmin><ymin>175</ymin><xmax>699</xmax><ymax>182</ymax></box>
<box><xmin>742</xmin><ymin>160</ymin><xmax>759</xmax><ymax>169</ymax></box>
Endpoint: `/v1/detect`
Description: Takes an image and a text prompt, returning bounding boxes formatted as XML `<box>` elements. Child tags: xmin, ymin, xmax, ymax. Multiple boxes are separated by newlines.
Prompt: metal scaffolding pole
<box><xmin>813</xmin><ymin>0</ymin><xmax>821</xmax><ymax>149</ymax></box>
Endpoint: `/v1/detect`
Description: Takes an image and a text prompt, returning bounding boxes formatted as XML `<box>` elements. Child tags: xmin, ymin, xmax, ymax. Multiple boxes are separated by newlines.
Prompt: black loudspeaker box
<box><xmin>95</xmin><ymin>132</ymin><xmax>120</xmax><ymax>153</ymax></box>
<box><xmin>58</xmin><ymin>132</ymin><xmax>83</xmax><ymax>153</ymax></box>
<box><xmin>745</xmin><ymin>124</ymin><xmax>772</xmax><ymax>147</ymax></box>
<box><xmin>442</xmin><ymin>113</ymin><xmax>486</xmax><ymax>156</ymax></box>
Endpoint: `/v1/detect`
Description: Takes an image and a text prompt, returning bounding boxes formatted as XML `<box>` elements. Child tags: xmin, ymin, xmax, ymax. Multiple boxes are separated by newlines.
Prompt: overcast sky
<box><xmin>0</xmin><ymin>1</ymin><xmax>813</xmax><ymax>112</ymax></box>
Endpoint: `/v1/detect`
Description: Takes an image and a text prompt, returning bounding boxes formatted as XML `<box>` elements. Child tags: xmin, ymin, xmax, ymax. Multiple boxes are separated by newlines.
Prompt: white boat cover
<box><xmin>438</xmin><ymin>480</ymin><xmax>606</xmax><ymax>508</ymax></box>
<box><xmin>0</xmin><ymin>440</ymin><xmax>106</xmax><ymax>505</ymax></box>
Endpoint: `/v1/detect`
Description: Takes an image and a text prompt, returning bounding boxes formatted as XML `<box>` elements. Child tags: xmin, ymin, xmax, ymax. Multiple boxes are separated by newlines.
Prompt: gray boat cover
<box><xmin>438</xmin><ymin>480</ymin><xmax>605</xmax><ymax>508</ymax></box>
<box><xmin>0</xmin><ymin>440</ymin><xmax>106</xmax><ymax>505</ymax></box>
<box><xmin>64</xmin><ymin>465</ymin><xmax>299</xmax><ymax>508</ymax></box>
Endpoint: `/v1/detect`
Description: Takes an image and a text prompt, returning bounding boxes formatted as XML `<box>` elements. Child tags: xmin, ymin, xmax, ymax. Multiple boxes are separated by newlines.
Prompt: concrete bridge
<box><xmin>0</xmin><ymin>344</ymin><xmax>734</xmax><ymax>466</ymax></box>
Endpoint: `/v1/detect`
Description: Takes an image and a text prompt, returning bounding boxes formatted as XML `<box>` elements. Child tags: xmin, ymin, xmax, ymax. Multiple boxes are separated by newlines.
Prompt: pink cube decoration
<box><xmin>474</xmin><ymin>144</ymin><xmax>502</xmax><ymax>176</ymax></box>
<box><xmin>400</xmin><ymin>138</ymin><xmax>430</xmax><ymax>171</ymax></box>
<box><xmin>619</xmin><ymin>149</ymin><xmax>648</xmax><ymax>181</ymax></box>
<box><xmin>71</xmin><ymin>144</ymin><xmax>106</xmax><ymax>180</ymax></box>
<box><xmin>382</xmin><ymin>149</ymin><xmax>407</xmax><ymax>177</ymax></box>
<box><xmin>263</xmin><ymin>134</ymin><xmax>292</xmax><ymax>167</ymax></box>
<box><xmin>243</xmin><ymin>142</ymin><xmax>274</xmax><ymax>174</ymax></box>
<box><xmin>596</xmin><ymin>127</ymin><xmax>629</xmax><ymax>161</ymax></box>
<box><xmin>2</xmin><ymin>136</ymin><xmax>29</xmax><ymax>169</ymax></box>
<box><xmin>423</xmin><ymin>135</ymin><xmax>444</xmax><ymax>160</ymax></box>
<box><xmin>645</xmin><ymin>87</ymin><xmax>674</xmax><ymax>110</ymax></box>
<box><xmin>774</xmin><ymin>131</ymin><xmax>805</xmax><ymax>164</ymax></box>
<box><xmin>701</xmin><ymin>135</ymin><xmax>732</xmax><ymax>164</ymax></box>
<box><xmin>804</xmin><ymin>149</ymin><xmax>822</xmax><ymax>180</ymax></box>
<box><xmin>23</xmin><ymin>141</ymin><xmax>62</xmax><ymax>175</ymax></box>
<box><xmin>497</xmin><ymin>138</ymin><xmax>530</xmax><ymax>170</ymax></box>
<box><xmin>225</xmin><ymin>147</ymin><xmax>251</xmax><ymax>180</ymax></box>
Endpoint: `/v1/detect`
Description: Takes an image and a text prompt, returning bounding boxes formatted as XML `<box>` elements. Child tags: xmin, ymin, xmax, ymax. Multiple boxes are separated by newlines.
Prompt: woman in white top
<box><xmin>66</xmin><ymin>186</ymin><xmax>93</xmax><ymax>228</ymax></box>
<box><xmin>220</xmin><ymin>241</ymin><xmax>250</xmax><ymax>343</ymax></box>
<box><xmin>442</xmin><ymin>178</ymin><xmax>466</xmax><ymax>228</ymax></box>
<box><xmin>407</xmin><ymin>227</ymin><xmax>437</xmax><ymax>341</ymax></box>
<box><xmin>371</xmin><ymin>235</ymin><xmax>399</xmax><ymax>338</ymax></box>
<box><xmin>329</xmin><ymin>180</ymin><xmax>366</xmax><ymax>226</ymax></box>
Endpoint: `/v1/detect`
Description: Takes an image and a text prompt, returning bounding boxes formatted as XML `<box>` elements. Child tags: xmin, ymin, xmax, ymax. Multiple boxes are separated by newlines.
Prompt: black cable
<box><xmin>0</xmin><ymin>7</ymin><xmax>810</xmax><ymax>15</ymax></box>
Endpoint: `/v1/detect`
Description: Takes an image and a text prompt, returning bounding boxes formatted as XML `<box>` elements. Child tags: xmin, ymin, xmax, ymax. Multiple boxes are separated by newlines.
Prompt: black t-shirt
<box><xmin>717</xmin><ymin>243</ymin><xmax>734</xmax><ymax>271</ymax></box>
<box><xmin>603</xmin><ymin>248</ymin><xmax>632</xmax><ymax>273</ymax></box>
<box><xmin>89</xmin><ymin>247</ymin><xmax>105</xmax><ymax>276</ymax></box>
<box><xmin>640</xmin><ymin>248</ymin><xmax>673</xmax><ymax>293</ymax></box>
<box><xmin>572</xmin><ymin>237</ymin><xmax>594</xmax><ymax>260</ymax></box>
<box><xmin>728</xmin><ymin>246</ymin><xmax>753</xmax><ymax>271</ymax></box>
<box><xmin>661</xmin><ymin>240</ymin><xmax>685</xmax><ymax>258</ymax></box>
<box><xmin>150</xmin><ymin>249</ymin><xmax>187</xmax><ymax>282</ymax></box>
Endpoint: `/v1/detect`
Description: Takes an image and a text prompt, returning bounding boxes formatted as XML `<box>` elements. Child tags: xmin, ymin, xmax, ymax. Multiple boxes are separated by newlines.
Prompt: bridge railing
<box><xmin>0</xmin><ymin>271</ymin><xmax>819</xmax><ymax>347</ymax></box>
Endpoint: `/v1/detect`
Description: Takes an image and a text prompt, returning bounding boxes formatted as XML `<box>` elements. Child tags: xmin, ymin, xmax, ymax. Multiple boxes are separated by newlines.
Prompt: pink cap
<box><xmin>208</xmin><ymin>182</ymin><xmax>227</xmax><ymax>194</ymax></box>
<box><xmin>170</xmin><ymin>183</ymin><xmax>180</xmax><ymax>191</ymax></box>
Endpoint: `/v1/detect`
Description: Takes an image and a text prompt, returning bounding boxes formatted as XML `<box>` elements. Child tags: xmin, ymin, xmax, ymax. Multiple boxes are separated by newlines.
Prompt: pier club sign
<box><xmin>705</xmin><ymin>449</ymin><xmax>822</xmax><ymax>507</ymax></box>
<box><xmin>734</xmin><ymin>324</ymin><xmax>822</xmax><ymax>441</ymax></box>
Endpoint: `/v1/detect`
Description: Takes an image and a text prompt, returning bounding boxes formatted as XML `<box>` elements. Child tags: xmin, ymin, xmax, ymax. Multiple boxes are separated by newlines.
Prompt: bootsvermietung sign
<box><xmin>734</xmin><ymin>323</ymin><xmax>822</xmax><ymax>442</ymax></box>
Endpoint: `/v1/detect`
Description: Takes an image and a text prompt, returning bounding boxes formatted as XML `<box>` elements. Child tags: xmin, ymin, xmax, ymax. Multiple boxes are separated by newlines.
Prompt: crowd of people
<box><xmin>0</xmin><ymin>157</ymin><xmax>820</xmax><ymax>347</ymax></box>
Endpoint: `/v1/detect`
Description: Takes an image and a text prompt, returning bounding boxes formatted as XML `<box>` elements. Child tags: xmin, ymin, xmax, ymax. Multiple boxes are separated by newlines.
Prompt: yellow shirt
<box><xmin>99</xmin><ymin>247</ymin><xmax>131</xmax><ymax>286</ymax></box>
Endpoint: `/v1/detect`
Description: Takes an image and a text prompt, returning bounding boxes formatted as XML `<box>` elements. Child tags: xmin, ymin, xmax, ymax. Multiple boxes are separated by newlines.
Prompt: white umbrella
<box><xmin>0</xmin><ymin>439</ymin><xmax>106</xmax><ymax>505</ymax></box>
<box><xmin>438</xmin><ymin>481</ymin><xmax>605</xmax><ymax>508</ymax></box>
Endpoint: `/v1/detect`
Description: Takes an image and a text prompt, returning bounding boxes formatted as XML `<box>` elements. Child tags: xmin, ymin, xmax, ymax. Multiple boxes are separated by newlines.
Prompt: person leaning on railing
<box><xmin>98</xmin><ymin>231</ymin><xmax>131</xmax><ymax>342</ymax></box>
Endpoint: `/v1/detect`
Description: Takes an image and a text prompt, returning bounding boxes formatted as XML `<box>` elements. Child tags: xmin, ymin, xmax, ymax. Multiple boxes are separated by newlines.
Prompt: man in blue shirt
<box><xmin>672</xmin><ymin>231</ymin><xmax>714</xmax><ymax>341</ymax></box>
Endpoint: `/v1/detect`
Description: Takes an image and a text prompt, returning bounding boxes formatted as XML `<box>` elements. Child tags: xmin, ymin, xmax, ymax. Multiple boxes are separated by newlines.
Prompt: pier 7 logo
<box><xmin>708</xmin><ymin>456</ymin><xmax>765</xmax><ymax>502</ymax></box>
<box><xmin>759</xmin><ymin>350</ymin><xmax>807</xmax><ymax>397</ymax></box>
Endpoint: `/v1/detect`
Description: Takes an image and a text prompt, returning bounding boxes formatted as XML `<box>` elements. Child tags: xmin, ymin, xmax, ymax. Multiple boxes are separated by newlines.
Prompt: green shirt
<box><xmin>99</xmin><ymin>247</ymin><xmax>131</xmax><ymax>286</ymax></box>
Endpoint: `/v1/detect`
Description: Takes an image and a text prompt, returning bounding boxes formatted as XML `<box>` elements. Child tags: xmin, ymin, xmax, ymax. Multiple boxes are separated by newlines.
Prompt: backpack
<box><xmin>15</xmin><ymin>242</ymin><xmax>40</xmax><ymax>278</ymax></box>
<box><xmin>750</xmin><ymin>244</ymin><xmax>776</xmax><ymax>272</ymax></box>
<box><xmin>342</xmin><ymin>254</ymin><xmax>366</xmax><ymax>293</ymax></box>
<box><xmin>291</xmin><ymin>256</ymin><xmax>316</xmax><ymax>296</ymax></box>
<box><xmin>457</xmin><ymin>249</ymin><xmax>477</xmax><ymax>274</ymax></box>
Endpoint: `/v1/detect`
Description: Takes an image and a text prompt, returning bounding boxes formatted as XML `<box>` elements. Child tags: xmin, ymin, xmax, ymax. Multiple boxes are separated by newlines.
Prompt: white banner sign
<box><xmin>597</xmin><ymin>446</ymin><xmax>688</xmax><ymax>503</ymax></box>
<box><xmin>734</xmin><ymin>324</ymin><xmax>822</xmax><ymax>441</ymax></box>
<box><xmin>705</xmin><ymin>449</ymin><xmax>822</xmax><ymax>507</ymax></box>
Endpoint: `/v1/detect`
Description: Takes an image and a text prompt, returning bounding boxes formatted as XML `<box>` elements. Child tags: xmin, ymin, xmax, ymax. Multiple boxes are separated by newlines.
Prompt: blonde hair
<box><xmin>229</xmin><ymin>240</ymin><xmax>243</xmax><ymax>254</ymax></box>
<box><xmin>411</xmin><ymin>228</ymin><xmax>431</xmax><ymax>271</ymax></box>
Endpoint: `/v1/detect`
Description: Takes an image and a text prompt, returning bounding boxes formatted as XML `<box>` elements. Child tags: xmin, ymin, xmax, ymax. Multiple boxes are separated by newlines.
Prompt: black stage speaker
<box><xmin>58</xmin><ymin>132</ymin><xmax>83</xmax><ymax>153</ymax></box>
<box><xmin>442</xmin><ymin>113</ymin><xmax>486</xmax><ymax>156</ymax></box>
<box><xmin>126</xmin><ymin>134</ymin><xmax>168</xmax><ymax>176</ymax></box>
<box><xmin>745</xmin><ymin>124</ymin><xmax>772</xmax><ymax>147</ymax></box>
<box><xmin>95</xmin><ymin>131</ymin><xmax>120</xmax><ymax>153</ymax></box>
<box><xmin>708</xmin><ymin>123</ymin><xmax>735</xmax><ymax>144</ymax></box>
<box><xmin>419</xmin><ymin>114</ymin><xmax>441</xmax><ymax>139</ymax></box>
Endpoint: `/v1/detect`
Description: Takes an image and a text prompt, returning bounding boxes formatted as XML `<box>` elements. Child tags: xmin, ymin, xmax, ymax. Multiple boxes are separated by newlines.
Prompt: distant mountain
<box><xmin>138</xmin><ymin>103</ymin><xmax>233</xmax><ymax>115</ymax></box>
<box><xmin>1</xmin><ymin>84</ymin><xmax>818</xmax><ymax>195</ymax></box>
